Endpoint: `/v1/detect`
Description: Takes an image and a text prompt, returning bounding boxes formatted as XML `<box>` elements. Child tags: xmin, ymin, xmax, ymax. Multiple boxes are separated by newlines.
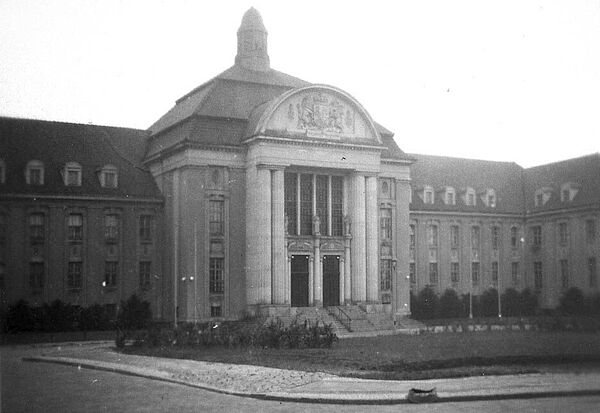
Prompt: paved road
<box><xmin>2</xmin><ymin>346</ymin><xmax>600</xmax><ymax>412</ymax></box>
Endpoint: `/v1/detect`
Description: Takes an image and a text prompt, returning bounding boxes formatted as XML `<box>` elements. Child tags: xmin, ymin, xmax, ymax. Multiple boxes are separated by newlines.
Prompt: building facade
<box><xmin>1</xmin><ymin>9</ymin><xmax>598</xmax><ymax>323</ymax></box>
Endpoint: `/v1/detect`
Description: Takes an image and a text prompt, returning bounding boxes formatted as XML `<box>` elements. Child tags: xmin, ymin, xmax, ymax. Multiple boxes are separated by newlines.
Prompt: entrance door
<box><xmin>291</xmin><ymin>255</ymin><xmax>309</xmax><ymax>307</ymax></box>
<box><xmin>322</xmin><ymin>255</ymin><xmax>340</xmax><ymax>307</ymax></box>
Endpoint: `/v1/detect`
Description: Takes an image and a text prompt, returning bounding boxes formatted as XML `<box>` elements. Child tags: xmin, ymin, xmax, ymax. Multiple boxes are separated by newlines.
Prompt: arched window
<box><xmin>62</xmin><ymin>162</ymin><xmax>82</xmax><ymax>186</ymax></box>
<box><xmin>26</xmin><ymin>160</ymin><xmax>44</xmax><ymax>185</ymax></box>
<box><xmin>99</xmin><ymin>164</ymin><xmax>118</xmax><ymax>188</ymax></box>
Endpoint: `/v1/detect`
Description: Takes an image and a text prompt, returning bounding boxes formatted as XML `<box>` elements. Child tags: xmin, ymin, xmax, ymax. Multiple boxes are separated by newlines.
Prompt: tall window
<box><xmin>534</xmin><ymin>261</ymin><xmax>543</xmax><ymax>291</ymax></box>
<box><xmin>558</xmin><ymin>222</ymin><xmax>568</xmax><ymax>246</ymax></box>
<box><xmin>429</xmin><ymin>262</ymin><xmax>438</xmax><ymax>284</ymax></box>
<box><xmin>511</xmin><ymin>262</ymin><xmax>519</xmax><ymax>286</ymax></box>
<box><xmin>209</xmin><ymin>201</ymin><xmax>224</xmax><ymax>235</ymax></box>
<box><xmin>510</xmin><ymin>226</ymin><xmax>519</xmax><ymax>249</ymax></box>
<box><xmin>427</xmin><ymin>224</ymin><xmax>438</xmax><ymax>246</ymax></box>
<box><xmin>209</xmin><ymin>258</ymin><xmax>224</xmax><ymax>293</ymax></box>
<box><xmin>0</xmin><ymin>159</ymin><xmax>5</xmax><ymax>184</ymax></box>
<box><xmin>29</xmin><ymin>262</ymin><xmax>44</xmax><ymax>293</ymax></box>
<box><xmin>63</xmin><ymin>162</ymin><xmax>82</xmax><ymax>186</ymax></box>
<box><xmin>409</xmin><ymin>262</ymin><xmax>416</xmax><ymax>284</ymax></box>
<box><xmin>68</xmin><ymin>214</ymin><xmax>83</xmax><ymax>241</ymax></box>
<box><xmin>471</xmin><ymin>226</ymin><xmax>480</xmax><ymax>261</ymax></box>
<box><xmin>104</xmin><ymin>261</ymin><xmax>118</xmax><ymax>288</ymax></box>
<box><xmin>380</xmin><ymin>259</ymin><xmax>392</xmax><ymax>291</ymax></box>
<box><xmin>139</xmin><ymin>261</ymin><xmax>152</xmax><ymax>289</ymax></box>
<box><xmin>451</xmin><ymin>262</ymin><xmax>460</xmax><ymax>283</ymax></box>
<box><xmin>104</xmin><ymin>215</ymin><xmax>119</xmax><ymax>242</ymax></box>
<box><xmin>531</xmin><ymin>226</ymin><xmax>542</xmax><ymax>249</ymax></box>
<box><xmin>284</xmin><ymin>173</ymin><xmax>298</xmax><ymax>235</ymax></box>
<box><xmin>409</xmin><ymin>224</ymin><xmax>416</xmax><ymax>261</ymax></box>
<box><xmin>450</xmin><ymin>225</ymin><xmax>459</xmax><ymax>250</ymax></box>
<box><xmin>589</xmin><ymin>258</ymin><xmax>597</xmax><ymax>288</ymax></box>
<box><xmin>139</xmin><ymin>215</ymin><xmax>153</xmax><ymax>242</ymax></box>
<box><xmin>586</xmin><ymin>219</ymin><xmax>596</xmax><ymax>244</ymax></box>
<box><xmin>0</xmin><ymin>214</ymin><xmax>5</xmax><ymax>245</ymax></box>
<box><xmin>315</xmin><ymin>175</ymin><xmax>328</xmax><ymax>234</ymax></box>
<box><xmin>491</xmin><ymin>261</ymin><xmax>499</xmax><ymax>286</ymax></box>
<box><xmin>26</xmin><ymin>160</ymin><xmax>44</xmax><ymax>185</ymax></box>
<box><xmin>29</xmin><ymin>213</ymin><xmax>45</xmax><ymax>243</ymax></box>
<box><xmin>471</xmin><ymin>262</ymin><xmax>480</xmax><ymax>286</ymax></box>
<box><xmin>331</xmin><ymin>176</ymin><xmax>343</xmax><ymax>236</ymax></box>
<box><xmin>380</xmin><ymin>209</ymin><xmax>392</xmax><ymax>240</ymax></box>
<box><xmin>67</xmin><ymin>261</ymin><xmax>82</xmax><ymax>290</ymax></box>
<box><xmin>300</xmin><ymin>174</ymin><xmax>313</xmax><ymax>235</ymax></box>
<box><xmin>0</xmin><ymin>262</ymin><xmax>5</xmax><ymax>293</ymax></box>
<box><xmin>560</xmin><ymin>259</ymin><xmax>569</xmax><ymax>289</ymax></box>
<box><xmin>491</xmin><ymin>226</ymin><xmax>500</xmax><ymax>250</ymax></box>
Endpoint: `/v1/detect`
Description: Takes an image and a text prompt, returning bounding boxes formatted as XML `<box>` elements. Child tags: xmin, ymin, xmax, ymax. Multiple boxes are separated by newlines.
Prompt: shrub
<box><xmin>413</xmin><ymin>286</ymin><xmax>439</xmax><ymax>319</ymax></box>
<box><xmin>501</xmin><ymin>288</ymin><xmax>521</xmax><ymax>317</ymax></box>
<box><xmin>520</xmin><ymin>288</ymin><xmax>538</xmax><ymax>316</ymax></box>
<box><xmin>116</xmin><ymin>295</ymin><xmax>151</xmax><ymax>330</ymax></box>
<box><xmin>439</xmin><ymin>289</ymin><xmax>463</xmax><ymax>318</ymax></box>
<box><xmin>40</xmin><ymin>300</ymin><xmax>79</xmax><ymax>332</ymax></box>
<box><xmin>80</xmin><ymin>304</ymin><xmax>112</xmax><ymax>331</ymax></box>
<box><xmin>586</xmin><ymin>293</ymin><xmax>600</xmax><ymax>316</ymax></box>
<box><xmin>460</xmin><ymin>293</ymin><xmax>480</xmax><ymax>318</ymax></box>
<box><xmin>559</xmin><ymin>287</ymin><xmax>586</xmax><ymax>316</ymax></box>
<box><xmin>481</xmin><ymin>288</ymin><xmax>499</xmax><ymax>317</ymax></box>
<box><xmin>6</xmin><ymin>300</ymin><xmax>35</xmax><ymax>332</ymax></box>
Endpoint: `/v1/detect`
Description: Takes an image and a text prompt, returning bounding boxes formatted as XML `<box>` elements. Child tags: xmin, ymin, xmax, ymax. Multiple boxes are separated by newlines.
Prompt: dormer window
<box><xmin>99</xmin><ymin>165</ymin><xmax>118</xmax><ymax>188</ymax></box>
<box><xmin>465</xmin><ymin>187</ymin><xmax>476</xmax><ymax>206</ymax></box>
<box><xmin>62</xmin><ymin>162</ymin><xmax>82</xmax><ymax>186</ymax></box>
<box><xmin>26</xmin><ymin>160</ymin><xmax>44</xmax><ymax>185</ymax></box>
<box><xmin>534</xmin><ymin>187</ymin><xmax>552</xmax><ymax>207</ymax></box>
<box><xmin>423</xmin><ymin>186</ymin><xmax>434</xmax><ymax>204</ymax></box>
<box><xmin>444</xmin><ymin>187</ymin><xmax>456</xmax><ymax>205</ymax></box>
<box><xmin>0</xmin><ymin>159</ymin><xmax>5</xmax><ymax>184</ymax></box>
<box><xmin>560</xmin><ymin>182</ymin><xmax>579</xmax><ymax>202</ymax></box>
<box><xmin>482</xmin><ymin>189</ymin><xmax>496</xmax><ymax>208</ymax></box>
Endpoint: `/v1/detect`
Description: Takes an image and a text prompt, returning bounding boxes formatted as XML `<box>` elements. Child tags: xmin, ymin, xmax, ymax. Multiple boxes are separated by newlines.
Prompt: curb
<box><xmin>22</xmin><ymin>356</ymin><xmax>600</xmax><ymax>405</ymax></box>
<box><xmin>4</xmin><ymin>340</ymin><xmax>114</xmax><ymax>349</ymax></box>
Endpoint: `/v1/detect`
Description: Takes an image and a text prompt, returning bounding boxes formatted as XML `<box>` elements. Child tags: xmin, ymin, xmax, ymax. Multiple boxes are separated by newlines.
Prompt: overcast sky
<box><xmin>1</xmin><ymin>0</ymin><xmax>599</xmax><ymax>167</ymax></box>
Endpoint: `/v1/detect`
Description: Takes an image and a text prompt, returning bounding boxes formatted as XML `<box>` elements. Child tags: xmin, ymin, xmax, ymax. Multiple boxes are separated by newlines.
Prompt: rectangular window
<box><xmin>467</xmin><ymin>192</ymin><xmax>475</xmax><ymax>206</ymax></box>
<box><xmin>68</xmin><ymin>214</ymin><xmax>83</xmax><ymax>241</ymax></box>
<box><xmin>66</xmin><ymin>169</ymin><xmax>80</xmax><ymax>186</ymax></box>
<box><xmin>380</xmin><ymin>259</ymin><xmax>392</xmax><ymax>291</ymax></box>
<box><xmin>534</xmin><ymin>261</ymin><xmax>543</xmax><ymax>291</ymax></box>
<box><xmin>451</xmin><ymin>262</ymin><xmax>460</xmax><ymax>283</ymax></box>
<box><xmin>488</xmin><ymin>194</ymin><xmax>496</xmax><ymax>207</ymax></box>
<box><xmin>104</xmin><ymin>171</ymin><xmax>117</xmax><ymax>188</ymax></box>
<box><xmin>139</xmin><ymin>261</ymin><xmax>151</xmax><ymax>289</ymax></box>
<box><xmin>104</xmin><ymin>215</ymin><xmax>119</xmax><ymax>242</ymax></box>
<box><xmin>427</xmin><ymin>224</ymin><xmax>438</xmax><ymax>246</ymax></box>
<box><xmin>589</xmin><ymin>258</ymin><xmax>597</xmax><ymax>288</ymax></box>
<box><xmin>511</xmin><ymin>226</ymin><xmax>519</xmax><ymax>249</ymax></box>
<box><xmin>284</xmin><ymin>173</ymin><xmax>298</xmax><ymax>235</ymax></box>
<box><xmin>139</xmin><ymin>215</ymin><xmax>153</xmax><ymax>242</ymax></box>
<box><xmin>560</xmin><ymin>259</ymin><xmax>569</xmax><ymax>289</ymax></box>
<box><xmin>471</xmin><ymin>262</ymin><xmax>480</xmax><ymax>286</ymax></box>
<box><xmin>446</xmin><ymin>191</ymin><xmax>455</xmax><ymax>205</ymax></box>
<box><xmin>211</xmin><ymin>304</ymin><xmax>222</xmax><ymax>317</ymax></box>
<box><xmin>450</xmin><ymin>225</ymin><xmax>459</xmax><ymax>250</ymax></box>
<box><xmin>471</xmin><ymin>226</ymin><xmax>480</xmax><ymax>250</ymax></box>
<box><xmin>300</xmin><ymin>174</ymin><xmax>313</xmax><ymax>236</ymax></box>
<box><xmin>532</xmin><ymin>226</ymin><xmax>542</xmax><ymax>248</ymax></box>
<box><xmin>209</xmin><ymin>200</ymin><xmax>224</xmax><ymax>236</ymax></box>
<box><xmin>492</xmin><ymin>261</ymin><xmax>499</xmax><ymax>286</ymax></box>
<box><xmin>29</xmin><ymin>262</ymin><xmax>44</xmax><ymax>292</ymax></box>
<box><xmin>491</xmin><ymin>226</ymin><xmax>500</xmax><ymax>250</ymax></box>
<box><xmin>316</xmin><ymin>175</ymin><xmax>328</xmax><ymax>235</ymax></box>
<box><xmin>331</xmin><ymin>176</ymin><xmax>343</xmax><ymax>236</ymax></box>
<box><xmin>0</xmin><ymin>214</ymin><xmax>5</xmax><ymax>245</ymax></box>
<box><xmin>586</xmin><ymin>219</ymin><xmax>596</xmax><ymax>244</ymax></box>
<box><xmin>429</xmin><ymin>262</ymin><xmax>438</xmax><ymax>284</ymax></box>
<box><xmin>409</xmin><ymin>224</ymin><xmax>416</xmax><ymax>261</ymax></box>
<box><xmin>409</xmin><ymin>262</ymin><xmax>416</xmax><ymax>284</ymax></box>
<box><xmin>562</xmin><ymin>189</ymin><xmax>570</xmax><ymax>202</ymax></box>
<box><xmin>536</xmin><ymin>193</ymin><xmax>543</xmax><ymax>207</ymax></box>
<box><xmin>29</xmin><ymin>213</ymin><xmax>45</xmax><ymax>243</ymax></box>
<box><xmin>511</xmin><ymin>262</ymin><xmax>519</xmax><ymax>286</ymax></box>
<box><xmin>0</xmin><ymin>262</ymin><xmax>5</xmax><ymax>292</ymax></box>
<box><xmin>104</xmin><ymin>261</ymin><xmax>118</xmax><ymax>288</ymax></box>
<box><xmin>67</xmin><ymin>261</ymin><xmax>82</xmax><ymax>290</ymax></box>
<box><xmin>29</xmin><ymin>168</ymin><xmax>42</xmax><ymax>185</ymax></box>
<box><xmin>380</xmin><ymin>209</ymin><xmax>392</xmax><ymax>240</ymax></box>
<box><xmin>558</xmin><ymin>222</ymin><xmax>568</xmax><ymax>246</ymax></box>
<box><xmin>209</xmin><ymin>258</ymin><xmax>224</xmax><ymax>293</ymax></box>
<box><xmin>424</xmin><ymin>190</ymin><xmax>433</xmax><ymax>204</ymax></box>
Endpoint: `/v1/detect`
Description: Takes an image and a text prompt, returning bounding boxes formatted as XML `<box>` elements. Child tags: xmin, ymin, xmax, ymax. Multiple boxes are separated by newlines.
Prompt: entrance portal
<box><xmin>322</xmin><ymin>255</ymin><xmax>340</xmax><ymax>307</ymax></box>
<box><xmin>291</xmin><ymin>255</ymin><xmax>309</xmax><ymax>307</ymax></box>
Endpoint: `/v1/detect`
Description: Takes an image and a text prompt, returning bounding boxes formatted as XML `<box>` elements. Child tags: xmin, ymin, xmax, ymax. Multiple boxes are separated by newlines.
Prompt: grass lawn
<box><xmin>124</xmin><ymin>330</ymin><xmax>600</xmax><ymax>380</ymax></box>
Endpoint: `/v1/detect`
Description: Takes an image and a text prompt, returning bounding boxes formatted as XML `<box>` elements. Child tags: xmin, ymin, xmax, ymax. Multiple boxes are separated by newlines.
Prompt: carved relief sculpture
<box><xmin>343</xmin><ymin>214</ymin><xmax>351</xmax><ymax>237</ymax></box>
<box><xmin>312</xmin><ymin>215</ymin><xmax>321</xmax><ymax>236</ymax></box>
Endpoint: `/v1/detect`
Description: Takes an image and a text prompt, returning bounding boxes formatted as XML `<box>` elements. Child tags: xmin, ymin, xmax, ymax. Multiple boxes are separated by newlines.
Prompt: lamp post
<box><xmin>469</xmin><ymin>264</ymin><xmax>473</xmax><ymax>319</ymax></box>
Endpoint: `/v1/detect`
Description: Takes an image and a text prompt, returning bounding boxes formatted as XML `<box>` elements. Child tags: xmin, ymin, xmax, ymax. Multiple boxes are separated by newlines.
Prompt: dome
<box><xmin>238</xmin><ymin>7</ymin><xmax>266</xmax><ymax>33</ymax></box>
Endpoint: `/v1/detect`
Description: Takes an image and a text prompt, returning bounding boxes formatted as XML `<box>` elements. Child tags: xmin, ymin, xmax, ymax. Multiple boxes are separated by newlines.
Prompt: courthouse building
<box><xmin>1</xmin><ymin>8</ymin><xmax>598</xmax><ymax>325</ymax></box>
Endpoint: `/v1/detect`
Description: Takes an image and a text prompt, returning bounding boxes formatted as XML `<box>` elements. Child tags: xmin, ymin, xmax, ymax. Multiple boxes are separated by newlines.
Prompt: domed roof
<box><xmin>239</xmin><ymin>7</ymin><xmax>266</xmax><ymax>32</ymax></box>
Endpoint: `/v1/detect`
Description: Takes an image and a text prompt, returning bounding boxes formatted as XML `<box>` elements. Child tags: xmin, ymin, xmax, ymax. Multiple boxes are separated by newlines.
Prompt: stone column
<box><xmin>395</xmin><ymin>179</ymin><xmax>411</xmax><ymax>316</ymax></box>
<box><xmin>308</xmin><ymin>255</ymin><xmax>314</xmax><ymax>306</ymax></box>
<box><xmin>313</xmin><ymin>231</ymin><xmax>322</xmax><ymax>306</ymax></box>
<box><xmin>344</xmin><ymin>235</ymin><xmax>352</xmax><ymax>304</ymax></box>
<box><xmin>271</xmin><ymin>168</ymin><xmax>285</xmax><ymax>305</ymax></box>
<box><xmin>366</xmin><ymin>175</ymin><xmax>379</xmax><ymax>302</ymax></box>
<box><xmin>351</xmin><ymin>173</ymin><xmax>366</xmax><ymax>302</ymax></box>
<box><xmin>285</xmin><ymin>254</ymin><xmax>291</xmax><ymax>305</ymax></box>
<box><xmin>339</xmin><ymin>256</ymin><xmax>345</xmax><ymax>305</ymax></box>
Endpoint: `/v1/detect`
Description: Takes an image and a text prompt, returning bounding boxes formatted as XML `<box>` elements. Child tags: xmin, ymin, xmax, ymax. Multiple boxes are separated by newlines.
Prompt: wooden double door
<box><xmin>290</xmin><ymin>254</ymin><xmax>340</xmax><ymax>307</ymax></box>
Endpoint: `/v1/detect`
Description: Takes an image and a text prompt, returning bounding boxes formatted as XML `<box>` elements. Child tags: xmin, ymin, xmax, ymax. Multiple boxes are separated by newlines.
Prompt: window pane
<box><xmin>450</xmin><ymin>225</ymin><xmax>459</xmax><ymax>249</ymax></box>
<box><xmin>380</xmin><ymin>259</ymin><xmax>392</xmax><ymax>291</ymax></box>
<box><xmin>209</xmin><ymin>200</ymin><xmax>224</xmax><ymax>235</ymax></box>
<box><xmin>67</xmin><ymin>261</ymin><xmax>82</xmax><ymax>289</ymax></box>
<box><xmin>29</xmin><ymin>262</ymin><xmax>44</xmax><ymax>292</ymax></box>
<box><xmin>331</xmin><ymin>176</ymin><xmax>343</xmax><ymax>236</ymax></box>
<box><xmin>209</xmin><ymin>258</ymin><xmax>224</xmax><ymax>293</ymax></box>
<box><xmin>68</xmin><ymin>214</ymin><xmax>83</xmax><ymax>241</ymax></box>
<box><xmin>451</xmin><ymin>262</ymin><xmax>460</xmax><ymax>283</ymax></box>
<box><xmin>284</xmin><ymin>173</ymin><xmax>298</xmax><ymax>235</ymax></box>
<box><xmin>316</xmin><ymin>175</ymin><xmax>328</xmax><ymax>235</ymax></box>
<box><xmin>139</xmin><ymin>215</ymin><xmax>153</xmax><ymax>241</ymax></box>
<box><xmin>104</xmin><ymin>261</ymin><xmax>118</xmax><ymax>287</ymax></box>
<box><xmin>139</xmin><ymin>261</ymin><xmax>151</xmax><ymax>289</ymax></box>
<box><xmin>300</xmin><ymin>174</ymin><xmax>312</xmax><ymax>235</ymax></box>
<box><xmin>471</xmin><ymin>262</ymin><xmax>479</xmax><ymax>286</ymax></box>
<box><xmin>104</xmin><ymin>215</ymin><xmax>119</xmax><ymax>240</ymax></box>
<box><xmin>380</xmin><ymin>209</ymin><xmax>392</xmax><ymax>240</ymax></box>
<box><xmin>429</xmin><ymin>262</ymin><xmax>438</xmax><ymax>284</ymax></box>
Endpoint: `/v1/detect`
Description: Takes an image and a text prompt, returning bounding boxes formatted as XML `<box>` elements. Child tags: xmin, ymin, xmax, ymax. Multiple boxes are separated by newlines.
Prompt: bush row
<box><xmin>124</xmin><ymin>318</ymin><xmax>338</xmax><ymax>350</ymax></box>
<box><xmin>2</xmin><ymin>294</ymin><xmax>151</xmax><ymax>333</ymax></box>
<box><xmin>559</xmin><ymin>287</ymin><xmax>600</xmax><ymax>316</ymax></box>
<box><xmin>410</xmin><ymin>287</ymin><xmax>538</xmax><ymax>320</ymax></box>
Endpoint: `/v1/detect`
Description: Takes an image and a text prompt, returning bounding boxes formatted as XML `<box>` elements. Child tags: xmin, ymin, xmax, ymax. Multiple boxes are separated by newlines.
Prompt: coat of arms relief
<box><xmin>289</xmin><ymin>92</ymin><xmax>355</xmax><ymax>135</ymax></box>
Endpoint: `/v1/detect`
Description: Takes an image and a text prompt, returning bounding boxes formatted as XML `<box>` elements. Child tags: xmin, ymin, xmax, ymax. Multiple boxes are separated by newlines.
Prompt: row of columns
<box><xmin>246</xmin><ymin>166</ymin><xmax>382</xmax><ymax>307</ymax></box>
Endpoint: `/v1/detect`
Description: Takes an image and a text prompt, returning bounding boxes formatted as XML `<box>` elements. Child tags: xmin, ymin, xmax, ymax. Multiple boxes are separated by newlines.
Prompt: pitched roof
<box><xmin>0</xmin><ymin>117</ymin><xmax>162</xmax><ymax>200</ymax></box>
<box><xmin>524</xmin><ymin>153</ymin><xmax>600</xmax><ymax>213</ymax></box>
<box><xmin>409</xmin><ymin>154</ymin><xmax>525</xmax><ymax>214</ymax></box>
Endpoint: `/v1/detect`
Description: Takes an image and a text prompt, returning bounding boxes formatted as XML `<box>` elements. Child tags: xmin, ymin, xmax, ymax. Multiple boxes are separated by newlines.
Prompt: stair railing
<box><xmin>328</xmin><ymin>306</ymin><xmax>352</xmax><ymax>332</ymax></box>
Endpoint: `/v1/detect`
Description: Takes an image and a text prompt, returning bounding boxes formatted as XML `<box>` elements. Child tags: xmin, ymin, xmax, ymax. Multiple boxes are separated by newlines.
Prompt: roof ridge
<box><xmin>0</xmin><ymin>115</ymin><xmax>143</xmax><ymax>132</ymax></box>
<box><xmin>409</xmin><ymin>152</ymin><xmax>521</xmax><ymax>166</ymax></box>
<box><xmin>85</xmin><ymin>125</ymin><xmax>149</xmax><ymax>172</ymax></box>
<box><xmin>525</xmin><ymin>152</ymin><xmax>600</xmax><ymax>170</ymax></box>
